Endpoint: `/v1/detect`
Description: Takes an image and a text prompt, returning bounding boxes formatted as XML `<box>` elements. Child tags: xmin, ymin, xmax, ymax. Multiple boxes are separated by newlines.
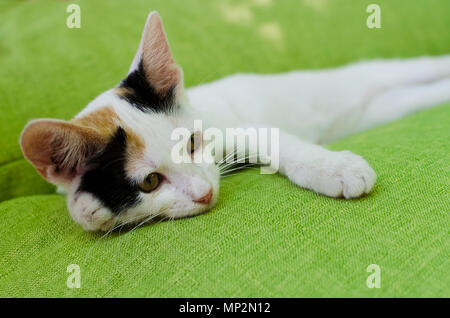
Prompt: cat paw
<box><xmin>68</xmin><ymin>192</ymin><xmax>116</xmax><ymax>231</ymax></box>
<box><xmin>288</xmin><ymin>150</ymin><xmax>376</xmax><ymax>199</ymax></box>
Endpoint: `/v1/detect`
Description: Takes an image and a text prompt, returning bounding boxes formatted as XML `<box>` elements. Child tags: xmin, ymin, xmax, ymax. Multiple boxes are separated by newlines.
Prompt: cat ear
<box><xmin>128</xmin><ymin>11</ymin><xmax>182</xmax><ymax>95</ymax></box>
<box><xmin>20</xmin><ymin>119</ymin><xmax>106</xmax><ymax>185</ymax></box>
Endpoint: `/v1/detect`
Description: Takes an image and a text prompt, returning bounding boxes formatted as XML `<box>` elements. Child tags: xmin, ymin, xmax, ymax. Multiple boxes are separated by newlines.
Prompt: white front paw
<box><xmin>67</xmin><ymin>192</ymin><xmax>116</xmax><ymax>231</ymax></box>
<box><xmin>288</xmin><ymin>150</ymin><xmax>376</xmax><ymax>199</ymax></box>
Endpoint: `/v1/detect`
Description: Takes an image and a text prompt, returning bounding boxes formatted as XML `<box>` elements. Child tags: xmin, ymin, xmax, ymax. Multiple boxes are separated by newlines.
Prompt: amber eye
<box><xmin>138</xmin><ymin>173</ymin><xmax>162</xmax><ymax>193</ymax></box>
<box><xmin>187</xmin><ymin>132</ymin><xmax>202</xmax><ymax>155</ymax></box>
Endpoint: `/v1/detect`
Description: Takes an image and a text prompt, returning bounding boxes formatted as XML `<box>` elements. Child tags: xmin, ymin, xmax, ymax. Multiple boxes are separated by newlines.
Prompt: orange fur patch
<box><xmin>71</xmin><ymin>106</ymin><xmax>120</xmax><ymax>138</ymax></box>
<box><xmin>114</xmin><ymin>87</ymin><xmax>133</xmax><ymax>97</ymax></box>
<box><xmin>21</xmin><ymin>106</ymin><xmax>147</xmax><ymax>184</ymax></box>
<box><xmin>72</xmin><ymin>106</ymin><xmax>146</xmax><ymax>176</ymax></box>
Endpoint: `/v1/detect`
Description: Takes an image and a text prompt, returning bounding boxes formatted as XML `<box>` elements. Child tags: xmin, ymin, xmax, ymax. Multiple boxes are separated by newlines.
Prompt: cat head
<box><xmin>20</xmin><ymin>12</ymin><xmax>219</xmax><ymax>231</ymax></box>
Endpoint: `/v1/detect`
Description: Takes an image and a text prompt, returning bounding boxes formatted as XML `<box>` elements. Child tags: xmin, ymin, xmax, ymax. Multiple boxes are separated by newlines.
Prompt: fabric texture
<box><xmin>0</xmin><ymin>0</ymin><xmax>449</xmax><ymax>297</ymax></box>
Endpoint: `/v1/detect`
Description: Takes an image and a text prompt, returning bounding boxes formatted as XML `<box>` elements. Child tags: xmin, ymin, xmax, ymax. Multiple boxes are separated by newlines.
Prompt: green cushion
<box><xmin>0</xmin><ymin>0</ymin><xmax>449</xmax><ymax>297</ymax></box>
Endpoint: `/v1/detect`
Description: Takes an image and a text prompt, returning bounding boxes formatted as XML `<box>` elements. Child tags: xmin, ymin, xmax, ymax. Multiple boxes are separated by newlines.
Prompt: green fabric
<box><xmin>0</xmin><ymin>0</ymin><xmax>449</xmax><ymax>297</ymax></box>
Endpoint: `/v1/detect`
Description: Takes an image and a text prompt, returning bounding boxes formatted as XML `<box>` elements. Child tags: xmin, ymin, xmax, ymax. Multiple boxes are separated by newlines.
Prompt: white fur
<box><xmin>66</xmin><ymin>55</ymin><xmax>450</xmax><ymax>231</ymax></box>
<box><xmin>186</xmin><ymin>55</ymin><xmax>450</xmax><ymax>199</ymax></box>
<box><xmin>27</xmin><ymin>13</ymin><xmax>450</xmax><ymax>231</ymax></box>
<box><xmin>67</xmin><ymin>91</ymin><xmax>219</xmax><ymax>231</ymax></box>
<box><xmin>53</xmin><ymin>5</ymin><xmax>450</xmax><ymax>233</ymax></box>
<box><xmin>188</xmin><ymin>55</ymin><xmax>450</xmax><ymax>143</ymax></box>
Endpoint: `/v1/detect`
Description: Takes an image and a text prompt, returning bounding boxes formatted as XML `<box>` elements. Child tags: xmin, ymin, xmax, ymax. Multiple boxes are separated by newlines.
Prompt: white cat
<box><xmin>20</xmin><ymin>12</ymin><xmax>450</xmax><ymax>231</ymax></box>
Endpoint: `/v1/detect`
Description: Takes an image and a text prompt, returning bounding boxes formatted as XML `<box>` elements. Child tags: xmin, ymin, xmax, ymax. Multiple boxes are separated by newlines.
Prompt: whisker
<box><xmin>218</xmin><ymin>153</ymin><xmax>259</xmax><ymax>172</ymax></box>
<box><xmin>125</xmin><ymin>207</ymin><xmax>169</xmax><ymax>233</ymax></box>
<box><xmin>111</xmin><ymin>208</ymin><xmax>169</xmax><ymax>263</ymax></box>
<box><xmin>216</xmin><ymin>149</ymin><xmax>237</xmax><ymax>166</ymax></box>
<box><xmin>220</xmin><ymin>163</ymin><xmax>259</xmax><ymax>175</ymax></box>
<box><xmin>84</xmin><ymin>208</ymin><xmax>167</xmax><ymax>265</ymax></box>
<box><xmin>97</xmin><ymin>155</ymin><xmax>127</xmax><ymax>170</ymax></box>
<box><xmin>83</xmin><ymin>215</ymin><xmax>122</xmax><ymax>265</ymax></box>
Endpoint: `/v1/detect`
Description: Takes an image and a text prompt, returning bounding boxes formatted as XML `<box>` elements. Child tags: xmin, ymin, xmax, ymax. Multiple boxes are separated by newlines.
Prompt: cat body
<box><xmin>20</xmin><ymin>12</ymin><xmax>450</xmax><ymax>231</ymax></box>
<box><xmin>188</xmin><ymin>59</ymin><xmax>450</xmax><ymax>144</ymax></box>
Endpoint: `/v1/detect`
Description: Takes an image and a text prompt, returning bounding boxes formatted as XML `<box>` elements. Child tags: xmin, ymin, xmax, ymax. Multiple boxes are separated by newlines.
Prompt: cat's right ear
<box><xmin>20</xmin><ymin>119</ymin><xmax>105</xmax><ymax>186</ymax></box>
<box><xmin>128</xmin><ymin>11</ymin><xmax>182</xmax><ymax>96</ymax></box>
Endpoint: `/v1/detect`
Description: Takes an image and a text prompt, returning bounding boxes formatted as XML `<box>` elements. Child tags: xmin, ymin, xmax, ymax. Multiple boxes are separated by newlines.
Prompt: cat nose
<box><xmin>193</xmin><ymin>188</ymin><xmax>213</xmax><ymax>204</ymax></box>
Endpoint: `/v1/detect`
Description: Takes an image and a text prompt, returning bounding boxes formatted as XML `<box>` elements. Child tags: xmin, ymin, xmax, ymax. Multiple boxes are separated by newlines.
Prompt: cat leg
<box><xmin>278</xmin><ymin>130</ymin><xmax>376</xmax><ymax>199</ymax></box>
<box><xmin>344</xmin><ymin>55</ymin><xmax>450</xmax><ymax>89</ymax></box>
<box><xmin>357</xmin><ymin>77</ymin><xmax>450</xmax><ymax>130</ymax></box>
<box><xmin>300</xmin><ymin>56</ymin><xmax>450</xmax><ymax>143</ymax></box>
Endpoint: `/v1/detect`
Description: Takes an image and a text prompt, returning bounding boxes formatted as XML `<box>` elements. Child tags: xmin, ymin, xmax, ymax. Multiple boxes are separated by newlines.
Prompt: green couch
<box><xmin>0</xmin><ymin>0</ymin><xmax>448</xmax><ymax>297</ymax></box>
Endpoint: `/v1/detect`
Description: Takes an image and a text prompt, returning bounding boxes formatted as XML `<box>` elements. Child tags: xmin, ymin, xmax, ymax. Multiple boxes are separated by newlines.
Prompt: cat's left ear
<box><xmin>128</xmin><ymin>11</ymin><xmax>183</xmax><ymax>95</ymax></box>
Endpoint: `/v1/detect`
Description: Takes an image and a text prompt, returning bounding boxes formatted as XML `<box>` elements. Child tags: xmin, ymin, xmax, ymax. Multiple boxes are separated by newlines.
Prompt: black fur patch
<box><xmin>78</xmin><ymin>127</ymin><xmax>141</xmax><ymax>214</ymax></box>
<box><xmin>119</xmin><ymin>60</ymin><xmax>175</xmax><ymax>113</ymax></box>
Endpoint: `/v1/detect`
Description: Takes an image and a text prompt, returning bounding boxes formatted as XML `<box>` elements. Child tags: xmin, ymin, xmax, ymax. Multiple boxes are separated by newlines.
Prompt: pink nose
<box><xmin>194</xmin><ymin>188</ymin><xmax>213</xmax><ymax>204</ymax></box>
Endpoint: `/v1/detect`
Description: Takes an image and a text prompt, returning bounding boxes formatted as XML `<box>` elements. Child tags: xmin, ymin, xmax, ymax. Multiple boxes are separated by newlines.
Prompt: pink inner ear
<box><xmin>128</xmin><ymin>11</ymin><xmax>182</xmax><ymax>95</ymax></box>
<box><xmin>20</xmin><ymin>120</ymin><xmax>104</xmax><ymax>186</ymax></box>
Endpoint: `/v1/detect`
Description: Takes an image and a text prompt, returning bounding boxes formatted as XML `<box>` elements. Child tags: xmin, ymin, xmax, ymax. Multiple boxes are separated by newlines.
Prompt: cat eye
<box><xmin>138</xmin><ymin>172</ymin><xmax>162</xmax><ymax>193</ymax></box>
<box><xmin>187</xmin><ymin>131</ymin><xmax>202</xmax><ymax>155</ymax></box>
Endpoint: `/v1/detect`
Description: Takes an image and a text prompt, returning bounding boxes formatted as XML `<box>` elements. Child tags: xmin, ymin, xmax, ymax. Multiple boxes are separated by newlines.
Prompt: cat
<box><xmin>20</xmin><ymin>12</ymin><xmax>450</xmax><ymax>231</ymax></box>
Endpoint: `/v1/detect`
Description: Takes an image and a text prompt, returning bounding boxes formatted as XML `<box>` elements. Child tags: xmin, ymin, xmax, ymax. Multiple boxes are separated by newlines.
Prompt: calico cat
<box><xmin>20</xmin><ymin>12</ymin><xmax>450</xmax><ymax>231</ymax></box>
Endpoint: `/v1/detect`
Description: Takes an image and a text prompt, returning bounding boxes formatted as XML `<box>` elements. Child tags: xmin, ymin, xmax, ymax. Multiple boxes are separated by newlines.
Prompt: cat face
<box><xmin>20</xmin><ymin>12</ymin><xmax>220</xmax><ymax>231</ymax></box>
